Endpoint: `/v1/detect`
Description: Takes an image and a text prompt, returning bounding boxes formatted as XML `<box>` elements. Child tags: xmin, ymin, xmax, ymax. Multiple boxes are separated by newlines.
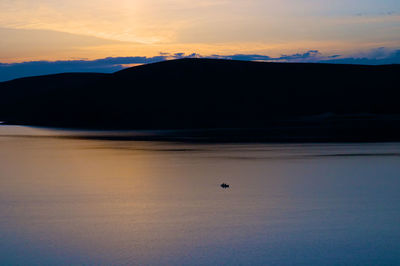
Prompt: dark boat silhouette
<box><xmin>221</xmin><ymin>183</ymin><xmax>230</xmax><ymax>188</ymax></box>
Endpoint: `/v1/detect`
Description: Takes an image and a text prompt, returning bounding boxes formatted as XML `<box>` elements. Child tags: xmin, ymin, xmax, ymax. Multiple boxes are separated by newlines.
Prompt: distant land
<box><xmin>1</xmin><ymin>58</ymin><xmax>400</xmax><ymax>142</ymax></box>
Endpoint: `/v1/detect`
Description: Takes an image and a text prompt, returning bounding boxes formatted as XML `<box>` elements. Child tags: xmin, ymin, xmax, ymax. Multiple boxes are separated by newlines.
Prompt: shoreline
<box><xmin>2</xmin><ymin>123</ymin><xmax>400</xmax><ymax>143</ymax></box>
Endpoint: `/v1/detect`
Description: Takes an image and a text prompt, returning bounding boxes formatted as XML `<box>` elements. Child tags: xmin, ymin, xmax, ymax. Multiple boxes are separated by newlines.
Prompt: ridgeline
<box><xmin>1</xmin><ymin>58</ymin><xmax>399</xmax><ymax>142</ymax></box>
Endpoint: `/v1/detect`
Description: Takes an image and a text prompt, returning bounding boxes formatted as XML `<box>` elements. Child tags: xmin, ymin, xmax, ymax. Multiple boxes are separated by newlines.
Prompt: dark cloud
<box><xmin>356</xmin><ymin>11</ymin><xmax>397</xmax><ymax>16</ymax></box>
<box><xmin>1</xmin><ymin>48</ymin><xmax>399</xmax><ymax>82</ymax></box>
<box><xmin>265</xmin><ymin>48</ymin><xmax>400</xmax><ymax>64</ymax></box>
<box><xmin>0</xmin><ymin>56</ymin><xmax>168</xmax><ymax>82</ymax></box>
<box><xmin>318</xmin><ymin>48</ymin><xmax>400</xmax><ymax>65</ymax></box>
<box><xmin>275</xmin><ymin>50</ymin><xmax>320</xmax><ymax>61</ymax></box>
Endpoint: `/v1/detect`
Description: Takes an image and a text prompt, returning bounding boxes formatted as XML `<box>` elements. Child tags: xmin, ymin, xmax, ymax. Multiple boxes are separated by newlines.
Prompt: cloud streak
<box><xmin>1</xmin><ymin>48</ymin><xmax>399</xmax><ymax>82</ymax></box>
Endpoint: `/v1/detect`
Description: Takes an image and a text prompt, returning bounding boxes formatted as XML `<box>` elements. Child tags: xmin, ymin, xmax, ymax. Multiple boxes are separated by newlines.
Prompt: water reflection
<box><xmin>0</xmin><ymin>126</ymin><xmax>400</xmax><ymax>265</ymax></box>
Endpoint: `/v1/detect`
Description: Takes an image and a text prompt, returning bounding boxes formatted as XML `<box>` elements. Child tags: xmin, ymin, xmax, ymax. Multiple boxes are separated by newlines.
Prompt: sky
<box><xmin>0</xmin><ymin>0</ymin><xmax>399</xmax><ymax>80</ymax></box>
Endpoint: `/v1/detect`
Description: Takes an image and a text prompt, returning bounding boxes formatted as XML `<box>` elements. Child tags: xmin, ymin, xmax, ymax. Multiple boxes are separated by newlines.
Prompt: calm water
<box><xmin>0</xmin><ymin>126</ymin><xmax>400</xmax><ymax>265</ymax></box>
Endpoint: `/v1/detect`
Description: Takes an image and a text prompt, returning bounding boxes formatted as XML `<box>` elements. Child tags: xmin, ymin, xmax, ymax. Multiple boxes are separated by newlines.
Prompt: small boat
<box><xmin>220</xmin><ymin>183</ymin><xmax>230</xmax><ymax>188</ymax></box>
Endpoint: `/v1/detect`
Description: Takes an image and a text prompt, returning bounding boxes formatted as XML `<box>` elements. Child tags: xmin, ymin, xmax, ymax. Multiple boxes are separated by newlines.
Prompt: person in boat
<box><xmin>221</xmin><ymin>183</ymin><xmax>230</xmax><ymax>188</ymax></box>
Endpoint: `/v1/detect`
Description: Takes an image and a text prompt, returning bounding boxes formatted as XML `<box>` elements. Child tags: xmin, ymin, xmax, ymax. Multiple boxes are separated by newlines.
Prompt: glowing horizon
<box><xmin>0</xmin><ymin>0</ymin><xmax>399</xmax><ymax>63</ymax></box>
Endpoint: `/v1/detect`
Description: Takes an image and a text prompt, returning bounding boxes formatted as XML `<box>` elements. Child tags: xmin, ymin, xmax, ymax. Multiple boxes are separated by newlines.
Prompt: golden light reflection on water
<box><xmin>1</xmin><ymin>126</ymin><xmax>400</xmax><ymax>265</ymax></box>
<box><xmin>0</xmin><ymin>131</ymin><xmax>287</xmax><ymax>264</ymax></box>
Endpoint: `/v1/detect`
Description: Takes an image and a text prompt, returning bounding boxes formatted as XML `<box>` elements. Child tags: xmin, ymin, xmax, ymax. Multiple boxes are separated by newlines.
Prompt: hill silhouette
<box><xmin>1</xmin><ymin>58</ymin><xmax>399</xmax><ymax>141</ymax></box>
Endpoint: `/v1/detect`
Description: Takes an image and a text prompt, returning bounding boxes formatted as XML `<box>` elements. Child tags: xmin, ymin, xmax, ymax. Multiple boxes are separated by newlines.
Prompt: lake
<box><xmin>0</xmin><ymin>126</ymin><xmax>399</xmax><ymax>265</ymax></box>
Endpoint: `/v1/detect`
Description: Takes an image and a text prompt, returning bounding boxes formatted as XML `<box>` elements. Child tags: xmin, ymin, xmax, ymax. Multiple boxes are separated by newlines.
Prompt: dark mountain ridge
<box><xmin>1</xmin><ymin>58</ymin><xmax>399</xmax><ymax>141</ymax></box>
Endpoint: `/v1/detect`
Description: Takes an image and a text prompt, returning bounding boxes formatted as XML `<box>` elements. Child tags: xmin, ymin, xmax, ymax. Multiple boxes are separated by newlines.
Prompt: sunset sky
<box><xmin>0</xmin><ymin>0</ymin><xmax>399</xmax><ymax>80</ymax></box>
